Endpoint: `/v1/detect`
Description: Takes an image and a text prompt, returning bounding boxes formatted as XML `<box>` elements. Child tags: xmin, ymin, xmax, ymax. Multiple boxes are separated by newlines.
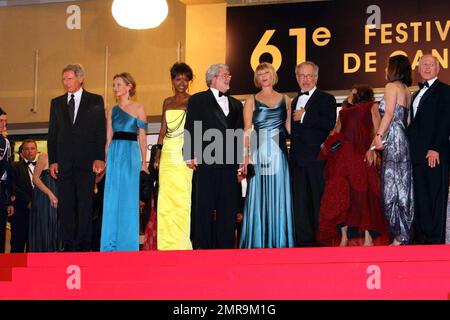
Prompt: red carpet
<box><xmin>1</xmin><ymin>245</ymin><xmax>450</xmax><ymax>300</ymax></box>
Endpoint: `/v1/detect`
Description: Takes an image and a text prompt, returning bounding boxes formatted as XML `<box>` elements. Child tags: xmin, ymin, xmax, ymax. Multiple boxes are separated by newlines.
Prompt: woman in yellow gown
<box><xmin>154</xmin><ymin>63</ymin><xmax>193</xmax><ymax>250</ymax></box>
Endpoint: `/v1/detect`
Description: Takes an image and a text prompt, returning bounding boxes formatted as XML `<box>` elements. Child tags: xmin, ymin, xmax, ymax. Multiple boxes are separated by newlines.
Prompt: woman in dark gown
<box><xmin>318</xmin><ymin>85</ymin><xmax>388</xmax><ymax>246</ymax></box>
<box><xmin>29</xmin><ymin>153</ymin><xmax>60</xmax><ymax>252</ymax></box>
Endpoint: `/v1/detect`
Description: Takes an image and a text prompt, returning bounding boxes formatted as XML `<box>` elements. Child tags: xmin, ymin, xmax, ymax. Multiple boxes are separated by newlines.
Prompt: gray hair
<box><xmin>62</xmin><ymin>63</ymin><xmax>85</xmax><ymax>78</ymax></box>
<box><xmin>295</xmin><ymin>61</ymin><xmax>319</xmax><ymax>76</ymax></box>
<box><xmin>419</xmin><ymin>54</ymin><xmax>440</xmax><ymax>67</ymax></box>
<box><xmin>205</xmin><ymin>64</ymin><xmax>229</xmax><ymax>87</ymax></box>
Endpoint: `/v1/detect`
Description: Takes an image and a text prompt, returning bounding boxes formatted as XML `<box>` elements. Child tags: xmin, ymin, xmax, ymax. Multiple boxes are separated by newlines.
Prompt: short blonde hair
<box><xmin>113</xmin><ymin>72</ymin><xmax>137</xmax><ymax>97</ymax></box>
<box><xmin>254</xmin><ymin>62</ymin><xmax>278</xmax><ymax>88</ymax></box>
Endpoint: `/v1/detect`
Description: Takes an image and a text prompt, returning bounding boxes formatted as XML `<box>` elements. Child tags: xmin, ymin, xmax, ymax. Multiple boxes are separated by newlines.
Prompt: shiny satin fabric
<box><xmin>378</xmin><ymin>98</ymin><xmax>414</xmax><ymax>244</ymax></box>
<box><xmin>157</xmin><ymin>110</ymin><xmax>193</xmax><ymax>250</ymax></box>
<box><xmin>240</xmin><ymin>96</ymin><xmax>295</xmax><ymax>248</ymax></box>
<box><xmin>101</xmin><ymin>106</ymin><xmax>147</xmax><ymax>252</ymax></box>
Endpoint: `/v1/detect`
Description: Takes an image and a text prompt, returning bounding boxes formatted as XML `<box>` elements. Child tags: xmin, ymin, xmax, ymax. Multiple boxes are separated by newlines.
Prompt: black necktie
<box><xmin>25</xmin><ymin>160</ymin><xmax>36</xmax><ymax>166</ymax></box>
<box><xmin>68</xmin><ymin>93</ymin><xmax>75</xmax><ymax>124</ymax></box>
<box><xmin>218</xmin><ymin>91</ymin><xmax>228</xmax><ymax>97</ymax></box>
<box><xmin>418</xmin><ymin>81</ymin><xmax>429</xmax><ymax>89</ymax></box>
<box><xmin>298</xmin><ymin>91</ymin><xmax>309</xmax><ymax>96</ymax></box>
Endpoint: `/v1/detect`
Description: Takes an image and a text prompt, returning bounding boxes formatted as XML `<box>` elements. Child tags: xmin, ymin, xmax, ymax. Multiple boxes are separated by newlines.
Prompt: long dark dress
<box><xmin>379</xmin><ymin>98</ymin><xmax>414</xmax><ymax>244</ymax></box>
<box><xmin>318</xmin><ymin>102</ymin><xmax>388</xmax><ymax>246</ymax></box>
<box><xmin>239</xmin><ymin>96</ymin><xmax>295</xmax><ymax>248</ymax></box>
<box><xmin>29</xmin><ymin>169</ymin><xmax>59</xmax><ymax>252</ymax></box>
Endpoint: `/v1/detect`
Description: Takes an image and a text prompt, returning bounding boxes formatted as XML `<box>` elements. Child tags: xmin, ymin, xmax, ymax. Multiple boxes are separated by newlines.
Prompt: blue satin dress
<box><xmin>239</xmin><ymin>96</ymin><xmax>295</xmax><ymax>248</ymax></box>
<box><xmin>101</xmin><ymin>106</ymin><xmax>147</xmax><ymax>252</ymax></box>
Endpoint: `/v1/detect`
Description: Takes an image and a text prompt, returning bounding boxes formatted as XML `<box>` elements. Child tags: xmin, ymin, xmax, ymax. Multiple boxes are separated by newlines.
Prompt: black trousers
<box><xmin>58</xmin><ymin>168</ymin><xmax>95</xmax><ymax>251</ymax></box>
<box><xmin>292</xmin><ymin>162</ymin><xmax>326</xmax><ymax>247</ymax></box>
<box><xmin>413</xmin><ymin>162</ymin><xmax>449</xmax><ymax>244</ymax></box>
<box><xmin>10</xmin><ymin>201</ymin><xmax>30</xmax><ymax>253</ymax></box>
<box><xmin>192</xmin><ymin>166</ymin><xmax>240</xmax><ymax>249</ymax></box>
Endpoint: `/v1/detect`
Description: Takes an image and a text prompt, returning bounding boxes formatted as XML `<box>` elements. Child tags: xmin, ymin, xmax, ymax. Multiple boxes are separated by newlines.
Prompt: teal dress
<box><xmin>101</xmin><ymin>106</ymin><xmax>147</xmax><ymax>252</ymax></box>
<box><xmin>239</xmin><ymin>96</ymin><xmax>295</xmax><ymax>248</ymax></box>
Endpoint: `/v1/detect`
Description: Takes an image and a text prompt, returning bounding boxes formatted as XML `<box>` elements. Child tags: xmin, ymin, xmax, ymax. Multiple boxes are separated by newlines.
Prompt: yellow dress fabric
<box><xmin>157</xmin><ymin>109</ymin><xmax>193</xmax><ymax>250</ymax></box>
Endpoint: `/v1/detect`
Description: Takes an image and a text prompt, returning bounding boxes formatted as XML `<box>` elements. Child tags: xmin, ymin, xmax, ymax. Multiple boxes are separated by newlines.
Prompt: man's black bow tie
<box><xmin>418</xmin><ymin>81</ymin><xmax>429</xmax><ymax>89</ymax></box>
<box><xmin>25</xmin><ymin>160</ymin><xmax>36</xmax><ymax>166</ymax></box>
<box><xmin>218</xmin><ymin>91</ymin><xmax>228</xmax><ymax>97</ymax></box>
<box><xmin>298</xmin><ymin>91</ymin><xmax>309</xmax><ymax>96</ymax></box>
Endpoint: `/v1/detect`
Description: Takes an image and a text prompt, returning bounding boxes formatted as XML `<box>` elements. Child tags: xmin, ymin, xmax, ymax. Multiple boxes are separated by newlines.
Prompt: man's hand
<box><xmin>49</xmin><ymin>163</ymin><xmax>59</xmax><ymax>179</ymax></box>
<box><xmin>293</xmin><ymin>108</ymin><xmax>305</xmax><ymax>122</ymax></box>
<box><xmin>7</xmin><ymin>205</ymin><xmax>14</xmax><ymax>217</ymax></box>
<box><xmin>426</xmin><ymin>150</ymin><xmax>440</xmax><ymax>168</ymax></box>
<box><xmin>186</xmin><ymin>159</ymin><xmax>197</xmax><ymax>170</ymax></box>
<box><xmin>93</xmin><ymin>160</ymin><xmax>106</xmax><ymax>174</ymax></box>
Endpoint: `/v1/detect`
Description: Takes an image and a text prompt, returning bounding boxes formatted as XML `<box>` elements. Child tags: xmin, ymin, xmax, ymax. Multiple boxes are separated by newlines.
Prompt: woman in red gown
<box><xmin>318</xmin><ymin>85</ymin><xmax>388</xmax><ymax>246</ymax></box>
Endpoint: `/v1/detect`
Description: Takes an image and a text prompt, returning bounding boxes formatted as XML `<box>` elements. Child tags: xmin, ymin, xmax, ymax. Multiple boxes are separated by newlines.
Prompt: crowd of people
<box><xmin>0</xmin><ymin>53</ymin><xmax>449</xmax><ymax>253</ymax></box>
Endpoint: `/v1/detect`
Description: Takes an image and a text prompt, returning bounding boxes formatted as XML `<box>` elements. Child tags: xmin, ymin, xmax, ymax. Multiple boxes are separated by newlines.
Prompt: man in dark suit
<box><xmin>184</xmin><ymin>63</ymin><xmax>243</xmax><ymax>249</ymax></box>
<box><xmin>48</xmin><ymin>64</ymin><xmax>106</xmax><ymax>252</ymax></box>
<box><xmin>0</xmin><ymin>107</ymin><xmax>13</xmax><ymax>253</ymax></box>
<box><xmin>407</xmin><ymin>54</ymin><xmax>450</xmax><ymax>244</ymax></box>
<box><xmin>290</xmin><ymin>61</ymin><xmax>337</xmax><ymax>247</ymax></box>
<box><xmin>9</xmin><ymin>139</ymin><xmax>37</xmax><ymax>252</ymax></box>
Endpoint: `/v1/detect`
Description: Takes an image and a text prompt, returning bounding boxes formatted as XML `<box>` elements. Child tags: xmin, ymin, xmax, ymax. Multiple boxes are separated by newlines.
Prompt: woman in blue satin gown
<box><xmin>101</xmin><ymin>72</ymin><xmax>148</xmax><ymax>252</ymax></box>
<box><xmin>371</xmin><ymin>55</ymin><xmax>414</xmax><ymax>245</ymax></box>
<box><xmin>239</xmin><ymin>62</ymin><xmax>295</xmax><ymax>248</ymax></box>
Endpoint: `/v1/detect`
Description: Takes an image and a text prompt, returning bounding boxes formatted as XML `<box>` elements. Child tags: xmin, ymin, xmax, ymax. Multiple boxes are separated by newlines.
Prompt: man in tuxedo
<box><xmin>184</xmin><ymin>63</ymin><xmax>243</xmax><ymax>249</ymax></box>
<box><xmin>48</xmin><ymin>64</ymin><xmax>106</xmax><ymax>252</ymax></box>
<box><xmin>9</xmin><ymin>139</ymin><xmax>37</xmax><ymax>252</ymax></box>
<box><xmin>0</xmin><ymin>108</ymin><xmax>13</xmax><ymax>253</ymax></box>
<box><xmin>407</xmin><ymin>54</ymin><xmax>450</xmax><ymax>244</ymax></box>
<box><xmin>290</xmin><ymin>61</ymin><xmax>337</xmax><ymax>247</ymax></box>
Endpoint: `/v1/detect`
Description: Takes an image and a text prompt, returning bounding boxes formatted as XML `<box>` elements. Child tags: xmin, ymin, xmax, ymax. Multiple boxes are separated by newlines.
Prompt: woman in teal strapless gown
<box><xmin>239</xmin><ymin>62</ymin><xmax>295</xmax><ymax>248</ymax></box>
<box><xmin>101</xmin><ymin>72</ymin><xmax>148</xmax><ymax>252</ymax></box>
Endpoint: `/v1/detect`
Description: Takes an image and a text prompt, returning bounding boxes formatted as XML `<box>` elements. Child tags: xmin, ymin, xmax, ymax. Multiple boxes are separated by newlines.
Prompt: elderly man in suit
<box><xmin>184</xmin><ymin>63</ymin><xmax>243</xmax><ymax>249</ymax></box>
<box><xmin>407</xmin><ymin>54</ymin><xmax>450</xmax><ymax>244</ymax></box>
<box><xmin>48</xmin><ymin>64</ymin><xmax>106</xmax><ymax>252</ymax></box>
<box><xmin>290</xmin><ymin>61</ymin><xmax>337</xmax><ymax>247</ymax></box>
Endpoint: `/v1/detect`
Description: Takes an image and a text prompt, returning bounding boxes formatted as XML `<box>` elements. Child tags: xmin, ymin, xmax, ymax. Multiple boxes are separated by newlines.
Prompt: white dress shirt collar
<box><xmin>302</xmin><ymin>86</ymin><xmax>317</xmax><ymax>96</ymax></box>
<box><xmin>210</xmin><ymin>87</ymin><xmax>229</xmax><ymax>116</ymax></box>
<box><xmin>210</xmin><ymin>87</ymin><xmax>224</xmax><ymax>99</ymax></box>
<box><xmin>425</xmin><ymin>77</ymin><xmax>438</xmax><ymax>88</ymax></box>
<box><xmin>68</xmin><ymin>87</ymin><xmax>83</xmax><ymax>102</ymax></box>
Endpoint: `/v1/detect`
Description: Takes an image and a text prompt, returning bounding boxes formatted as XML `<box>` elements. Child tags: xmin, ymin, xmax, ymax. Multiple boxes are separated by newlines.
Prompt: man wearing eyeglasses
<box><xmin>184</xmin><ymin>63</ymin><xmax>243</xmax><ymax>249</ymax></box>
<box><xmin>290</xmin><ymin>61</ymin><xmax>337</xmax><ymax>247</ymax></box>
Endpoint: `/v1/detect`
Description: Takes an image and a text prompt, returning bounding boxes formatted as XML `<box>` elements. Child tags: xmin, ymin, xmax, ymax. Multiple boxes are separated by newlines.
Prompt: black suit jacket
<box><xmin>183</xmin><ymin>89</ymin><xmax>244</xmax><ymax>167</ymax></box>
<box><xmin>47</xmin><ymin>90</ymin><xmax>106</xmax><ymax>172</ymax></box>
<box><xmin>406</xmin><ymin>79</ymin><xmax>450</xmax><ymax>165</ymax></box>
<box><xmin>290</xmin><ymin>88</ymin><xmax>337</xmax><ymax>166</ymax></box>
<box><xmin>10</xmin><ymin>161</ymin><xmax>33</xmax><ymax>205</ymax></box>
<box><xmin>0</xmin><ymin>136</ymin><xmax>12</xmax><ymax>207</ymax></box>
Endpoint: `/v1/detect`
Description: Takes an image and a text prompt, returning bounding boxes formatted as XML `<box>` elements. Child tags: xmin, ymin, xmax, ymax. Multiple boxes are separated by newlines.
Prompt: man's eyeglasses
<box><xmin>216</xmin><ymin>73</ymin><xmax>232</xmax><ymax>79</ymax></box>
<box><xmin>296</xmin><ymin>74</ymin><xmax>316</xmax><ymax>80</ymax></box>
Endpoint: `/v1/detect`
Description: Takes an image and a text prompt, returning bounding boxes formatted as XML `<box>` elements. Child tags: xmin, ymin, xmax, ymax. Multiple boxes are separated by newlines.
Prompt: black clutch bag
<box><xmin>246</xmin><ymin>164</ymin><xmax>255</xmax><ymax>179</ymax></box>
<box><xmin>330</xmin><ymin>140</ymin><xmax>342</xmax><ymax>153</ymax></box>
<box><xmin>139</xmin><ymin>171</ymin><xmax>152</xmax><ymax>203</ymax></box>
